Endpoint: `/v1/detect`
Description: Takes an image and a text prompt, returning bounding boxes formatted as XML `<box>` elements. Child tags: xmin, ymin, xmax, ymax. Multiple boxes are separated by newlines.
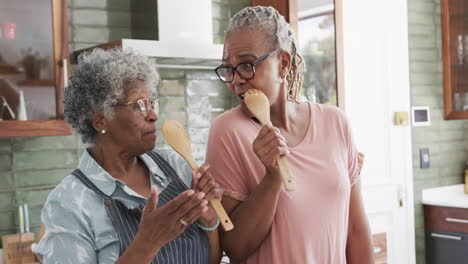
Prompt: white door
<box><xmin>336</xmin><ymin>0</ymin><xmax>416</xmax><ymax>263</ymax></box>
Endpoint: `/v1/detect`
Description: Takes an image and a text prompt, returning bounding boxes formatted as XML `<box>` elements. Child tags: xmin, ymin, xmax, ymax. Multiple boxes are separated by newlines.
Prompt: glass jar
<box><xmin>463</xmin><ymin>35</ymin><xmax>468</xmax><ymax>64</ymax></box>
<box><xmin>458</xmin><ymin>35</ymin><xmax>464</xmax><ymax>64</ymax></box>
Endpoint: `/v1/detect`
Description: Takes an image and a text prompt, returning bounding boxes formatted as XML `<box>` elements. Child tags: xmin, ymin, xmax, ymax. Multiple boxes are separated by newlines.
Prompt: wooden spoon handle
<box><xmin>191</xmin><ymin>165</ymin><xmax>234</xmax><ymax>231</ymax></box>
<box><xmin>161</xmin><ymin>120</ymin><xmax>234</xmax><ymax>231</ymax></box>
<box><xmin>277</xmin><ymin>157</ymin><xmax>296</xmax><ymax>191</ymax></box>
<box><xmin>210</xmin><ymin>198</ymin><xmax>234</xmax><ymax>231</ymax></box>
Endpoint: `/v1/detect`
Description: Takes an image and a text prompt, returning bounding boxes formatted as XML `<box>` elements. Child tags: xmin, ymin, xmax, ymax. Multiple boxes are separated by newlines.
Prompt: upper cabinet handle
<box><xmin>446</xmin><ymin>217</ymin><xmax>468</xmax><ymax>224</ymax></box>
<box><xmin>431</xmin><ymin>233</ymin><xmax>462</xmax><ymax>240</ymax></box>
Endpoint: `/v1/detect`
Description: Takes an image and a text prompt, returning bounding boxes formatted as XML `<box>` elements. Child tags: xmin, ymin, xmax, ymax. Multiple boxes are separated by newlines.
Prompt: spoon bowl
<box><xmin>244</xmin><ymin>89</ymin><xmax>296</xmax><ymax>191</ymax></box>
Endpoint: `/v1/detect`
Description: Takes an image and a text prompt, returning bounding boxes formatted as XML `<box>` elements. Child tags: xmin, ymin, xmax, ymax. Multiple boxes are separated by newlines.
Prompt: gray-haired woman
<box><xmin>206</xmin><ymin>6</ymin><xmax>373</xmax><ymax>264</ymax></box>
<box><xmin>36</xmin><ymin>48</ymin><xmax>222</xmax><ymax>264</ymax></box>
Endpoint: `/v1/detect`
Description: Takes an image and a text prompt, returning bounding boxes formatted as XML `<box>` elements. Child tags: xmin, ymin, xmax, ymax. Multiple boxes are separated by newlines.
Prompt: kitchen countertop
<box><xmin>422</xmin><ymin>184</ymin><xmax>468</xmax><ymax>209</ymax></box>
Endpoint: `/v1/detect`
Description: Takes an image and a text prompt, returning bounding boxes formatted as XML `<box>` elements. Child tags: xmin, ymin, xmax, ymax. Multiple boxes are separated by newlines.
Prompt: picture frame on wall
<box><xmin>411</xmin><ymin>106</ymin><xmax>431</xmax><ymax>126</ymax></box>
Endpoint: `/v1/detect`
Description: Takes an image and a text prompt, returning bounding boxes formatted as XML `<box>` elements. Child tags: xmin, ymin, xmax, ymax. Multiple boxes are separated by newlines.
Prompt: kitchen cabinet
<box><xmin>0</xmin><ymin>0</ymin><xmax>71</xmax><ymax>137</ymax></box>
<box><xmin>424</xmin><ymin>205</ymin><xmax>468</xmax><ymax>264</ymax></box>
<box><xmin>422</xmin><ymin>185</ymin><xmax>468</xmax><ymax>264</ymax></box>
<box><xmin>442</xmin><ymin>0</ymin><xmax>468</xmax><ymax>119</ymax></box>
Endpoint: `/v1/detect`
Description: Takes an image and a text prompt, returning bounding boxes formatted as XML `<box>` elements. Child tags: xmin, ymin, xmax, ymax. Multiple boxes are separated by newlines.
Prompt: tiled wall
<box><xmin>0</xmin><ymin>0</ymin><xmax>249</xmax><ymax>246</ymax></box>
<box><xmin>156</xmin><ymin>68</ymin><xmax>237</xmax><ymax>163</ymax></box>
<box><xmin>408</xmin><ymin>0</ymin><xmax>468</xmax><ymax>263</ymax></box>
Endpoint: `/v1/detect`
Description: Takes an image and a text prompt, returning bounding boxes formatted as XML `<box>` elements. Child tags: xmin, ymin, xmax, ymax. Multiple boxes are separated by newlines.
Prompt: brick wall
<box><xmin>408</xmin><ymin>0</ymin><xmax>468</xmax><ymax>263</ymax></box>
<box><xmin>0</xmin><ymin>0</ymin><xmax>249</xmax><ymax>246</ymax></box>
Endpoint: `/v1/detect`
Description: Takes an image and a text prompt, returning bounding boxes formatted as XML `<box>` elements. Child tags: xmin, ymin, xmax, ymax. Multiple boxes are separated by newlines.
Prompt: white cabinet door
<box><xmin>336</xmin><ymin>0</ymin><xmax>416</xmax><ymax>263</ymax></box>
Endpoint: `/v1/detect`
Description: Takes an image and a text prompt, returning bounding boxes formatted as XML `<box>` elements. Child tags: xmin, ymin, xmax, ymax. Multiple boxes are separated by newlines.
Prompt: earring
<box><xmin>101</xmin><ymin>129</ymin><xmax>106</xmax><ymax>134</ymax></box>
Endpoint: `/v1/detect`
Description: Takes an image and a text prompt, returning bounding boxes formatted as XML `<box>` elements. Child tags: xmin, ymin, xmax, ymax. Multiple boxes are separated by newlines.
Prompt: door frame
<box><xmin>253</xmin><ymin>0</ymin><xmax>417</xmax><ymax>263</ymax></box>
<box><xmin>334</xmin><ymin>0</ymin><xmax>416</xmax><ymax>263</ymax></box>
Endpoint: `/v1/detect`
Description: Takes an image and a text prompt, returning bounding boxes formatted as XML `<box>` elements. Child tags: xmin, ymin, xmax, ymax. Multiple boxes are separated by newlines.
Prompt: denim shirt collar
<box><xmin>77</xmin><ymin>149</ymin><xmax>167</xmax><ymax>197</ymax></box>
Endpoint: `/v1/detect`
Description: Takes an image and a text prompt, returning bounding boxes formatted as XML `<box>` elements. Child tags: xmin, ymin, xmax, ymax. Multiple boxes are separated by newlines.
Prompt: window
<box><xmin>298</xmin><ymin>1</ymin><xmax>337</xmax><ymax>106</ymax></box>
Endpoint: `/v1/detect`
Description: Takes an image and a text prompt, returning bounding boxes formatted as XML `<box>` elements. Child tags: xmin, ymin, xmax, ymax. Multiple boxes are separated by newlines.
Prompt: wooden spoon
<box><xmin>162</xmin><ymin>120</ymin><xmax>234</xmax><ymax>231</ymax></box>
<box><xmin>244</xmin><ymin>89</ymin><xmax>296</xmax><ymax>191</ymax></box>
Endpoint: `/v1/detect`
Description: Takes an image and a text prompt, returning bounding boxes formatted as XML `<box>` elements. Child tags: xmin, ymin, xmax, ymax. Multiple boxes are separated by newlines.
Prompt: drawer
<box><xmin>425</xmin><ymin>229</ymin><xmax>468</xmax><ymax>264</ymax></box>
<box><xmin>424</xmin><ymin>205</ymin><xmax>468</xmax><ymax>233</ymax></box>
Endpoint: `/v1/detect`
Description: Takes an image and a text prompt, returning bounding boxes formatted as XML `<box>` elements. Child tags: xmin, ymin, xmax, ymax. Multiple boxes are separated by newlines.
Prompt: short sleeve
<box><xmin>206</xmin><ymin>118</ymin><xmax>249</xmax><ymax>201</ymax></box>
<box><xmin>342</xmin><ymin>113</ymin><xmax>364</xmax><ymax>186</ymax></box>
<box><xmin>36</xmin><ymin>188</ymin><xmax>98</xmax><ymax>264</ymax></box>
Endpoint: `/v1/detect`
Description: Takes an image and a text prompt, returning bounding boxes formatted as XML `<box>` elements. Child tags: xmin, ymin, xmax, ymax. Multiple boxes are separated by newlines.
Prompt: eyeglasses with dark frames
<box><xmin>214</xmin><ymin>49</ymin><xmax>281</xmax><ymax>83</ymax></box>
<box><xmin>112</xmin><ymin>98</ymin><xmax>159</xmax><ymax>117</ymax></box>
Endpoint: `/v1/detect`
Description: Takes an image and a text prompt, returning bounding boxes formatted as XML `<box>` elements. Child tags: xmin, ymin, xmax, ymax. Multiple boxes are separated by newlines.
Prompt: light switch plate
<box><xmin>420</xmin><ymin>148</ymin><xmax>430</xmax><ymax>169</ymax></box>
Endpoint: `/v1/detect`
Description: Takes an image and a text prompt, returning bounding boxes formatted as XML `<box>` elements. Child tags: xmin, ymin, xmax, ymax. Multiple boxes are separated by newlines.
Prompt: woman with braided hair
<box><xmin>206</xmin><ymin>6</ymin><xmax>373</xmax><ymax>264</ymax></box>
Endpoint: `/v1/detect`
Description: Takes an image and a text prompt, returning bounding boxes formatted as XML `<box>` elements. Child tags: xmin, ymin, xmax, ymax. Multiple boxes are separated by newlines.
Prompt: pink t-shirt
<box><xmin>206</xmin><ymin>102</ymin><xmax>363</xmax><ymax>264</ymax></box>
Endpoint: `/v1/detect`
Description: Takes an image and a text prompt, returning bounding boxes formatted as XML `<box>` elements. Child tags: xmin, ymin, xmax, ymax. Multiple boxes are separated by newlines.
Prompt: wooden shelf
<box><xmin>0</xmin><ymin>120</ymin><xmax>72</xmax><ymax>137</ymax></box>
<box><xmin>70</xmin><ymin>40</ymin><xmax>122</xmax><ymax>64</ymax></box>
<box><xmin>17</xmin><ymin>80</ymin><xmax>55</xmax><ymax>86</ymax></box>
<box><xmin>0</xmin><ymin>65</ymin><xmax>21</xmax><ymax>74</ymax></box>
<box><xmin>452</xmin><ymin>63</ymin><xmax>468</xmax><ymax>67</ymax></box>
<box><xmin>450</xmin><ymin>13</ymin><xmax>468</xmax><ymax>19</ymax></box>
<box><xmin>445</xmin><ymin>111</ymin><xmax>468</xmax><ymax>120</ymax></box>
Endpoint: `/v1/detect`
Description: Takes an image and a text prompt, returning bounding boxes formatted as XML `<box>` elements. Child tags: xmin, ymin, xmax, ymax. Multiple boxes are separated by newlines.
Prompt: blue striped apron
<box><xmin>71</xmin><ymin>151</ymin><xmax>210</xmax><ymax>264</ymax></box>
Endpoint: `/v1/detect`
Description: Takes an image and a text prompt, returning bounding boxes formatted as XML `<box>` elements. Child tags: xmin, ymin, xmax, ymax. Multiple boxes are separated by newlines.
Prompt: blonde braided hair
<box><xmin>226</xmin><ymin>6</ymin><xmax>305</xmax><ymax>103</ymax></box>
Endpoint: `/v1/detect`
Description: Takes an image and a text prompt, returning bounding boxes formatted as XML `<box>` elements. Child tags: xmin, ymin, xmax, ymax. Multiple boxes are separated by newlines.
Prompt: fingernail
<box><xmin>197</xmin><ymin>172</ymin><xmax>202</xmax><ymax>178</ymax></box>
<box><xmin>197</xmin><ymin>192</ymin><xmax>205</xmax><ymax>199</ymax></box>
<box><xmin>202</xmin><ymin>206</ymin><xmax>208</xmax><ymax>212</ymax></box>
<box><xmin>187</xmin><ymin>190</ymin><xmax>195</xmax><ymax>196</ymax></box>
<box><xmin>201</xmin><ymin>200</ymin><xmax>208</xmax><ymax>206</ymax></box>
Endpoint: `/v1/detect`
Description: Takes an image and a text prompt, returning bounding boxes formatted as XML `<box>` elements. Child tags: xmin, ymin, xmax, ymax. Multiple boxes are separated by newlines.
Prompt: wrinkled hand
<box><xmin>253</xmin><ymin>125</ymin><xmax>289</xmax><ymax>177</ymax></box>
<box><xmin>191</xmin><ymin>163</ymin><xmax>223</xmax><ymax>227</ymax></box>
<box><xmin>137</xmin><ymin>186</ymin><xmax>209</xmax><ymax>255</ymax></box>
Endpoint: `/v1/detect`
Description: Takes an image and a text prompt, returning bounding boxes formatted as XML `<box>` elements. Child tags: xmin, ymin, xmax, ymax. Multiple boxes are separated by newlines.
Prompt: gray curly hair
<box><xmin>226</xmin><ymin>6</ymin><xmax>305</xmax><ymax>103</ymax></box>
<box><xmin>64</xmin><ymin>48</ymin><xmax>159</xmax><ymax>144</ymax></box>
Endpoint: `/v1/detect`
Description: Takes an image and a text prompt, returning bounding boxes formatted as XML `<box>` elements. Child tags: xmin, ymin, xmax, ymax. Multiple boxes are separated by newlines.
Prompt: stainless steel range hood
<box><xmin>72</xmin><ymin>0</ymin><xmax>224</xmax><ymax>69</ymax></box>
<box><xmin>115</xmin><ymin>38</ymin><xmax>223</xmax><ymax>69</ymax></box>
<box><xmin>119</xmin><ymin>0</ymin><xmax>223</xmax><ymax>69</ymax></box>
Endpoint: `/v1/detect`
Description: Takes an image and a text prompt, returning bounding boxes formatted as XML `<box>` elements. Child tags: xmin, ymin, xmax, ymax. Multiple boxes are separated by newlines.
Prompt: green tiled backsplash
<box><xmin>0</xmin><ymin>136</ymin><xmax>81</xmax><ymax>239</ymax></box>
<box><xmin>0</xmin><ymin>0</ymin><xmax>248</xmax><ymax>247</ymax></box>
<box><xmin>408</xmin><ymin>0</ymin><xmax>468</xmax><ymax>263</ymax></box>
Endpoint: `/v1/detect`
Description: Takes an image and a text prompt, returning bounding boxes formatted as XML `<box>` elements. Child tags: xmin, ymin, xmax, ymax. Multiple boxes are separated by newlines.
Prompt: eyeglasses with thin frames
<box><xmin>112</xmin><ymin>98</ymin><xmax>159</xmax><ymax>117</ymax></box>
<box><xmin>214</xmin><ymin>49</ymin><xmax>281</xmax><ymax>83</ymax></box>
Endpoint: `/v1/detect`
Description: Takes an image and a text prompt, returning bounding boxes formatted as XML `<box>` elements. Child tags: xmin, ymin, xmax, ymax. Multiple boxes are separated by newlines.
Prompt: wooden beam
<box><xmin>252</xmin><ymin>0</ymin><xmax>298</xmax><ymax>37</ymax></box>
<box><xmin>51</xmin><ymin>0</ymin><xmax>69</xmax><ymax>120</ymax></box>
<box><xmin>335</xmin><ymin>0</ymin><xmax>344</xmax><ymax>109</ymax></box>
